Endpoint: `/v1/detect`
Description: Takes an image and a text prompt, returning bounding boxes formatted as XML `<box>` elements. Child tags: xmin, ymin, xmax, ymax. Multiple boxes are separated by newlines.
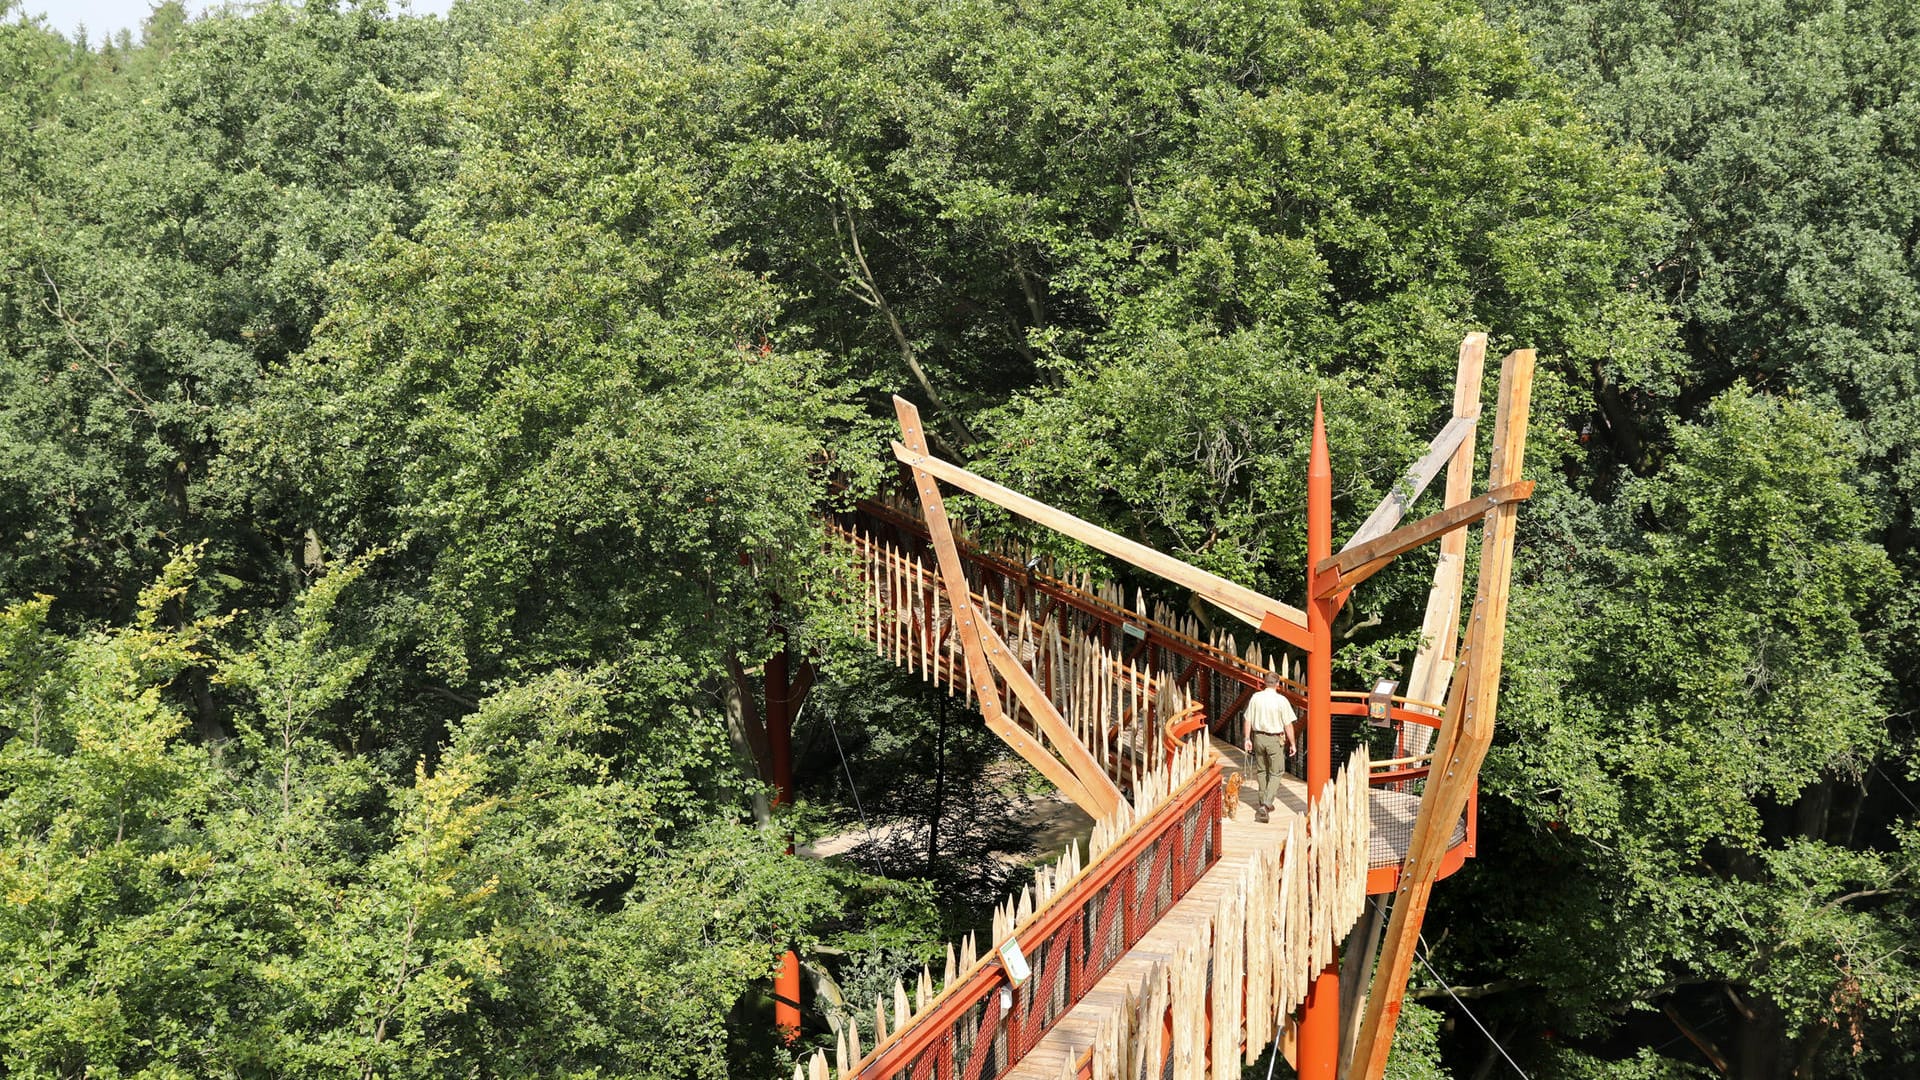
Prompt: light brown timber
<box><xmin>1313</xmin><ymin>480</ymin><xmax>1534</xmax><ymax>592</ymax></box>
<box><xmin>1404</xmin><ymin>333</ymin><xmax>1484</xmax><ymax>725</ymax></box>
<box><xmin>1340</xmin><ymin>413</ymin><xmax>1478</xmax><ymax>552</ymax></box>
<box><xmin>1347</xmin><ymin>349</ymin><xmax>1533</xmax><ymax>1080</ymax></box>
<box><xmin>893</xmin><ymin>396</ymin><xmax>1108</xmax><ymax>815</ymax></box>
<box><xmin>890</xmin><ymin>441</ymin><xmax>1314</xmax><ymax>649</ymax></box>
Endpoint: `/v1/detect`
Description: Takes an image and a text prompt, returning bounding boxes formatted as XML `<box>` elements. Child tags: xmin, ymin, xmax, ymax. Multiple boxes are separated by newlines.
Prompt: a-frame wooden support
<box><xmin>1339</xmin><ymin>335</ymin><xmax>1485</xmax><ymax>1071</ymax></box>
<box><xmin>1346</xmin><ymin>348</ymin><xmax>1534</xmax><ymax>1080</ymax></box>
<box><xmin>893</xmin><ymin>396</ymin><xmax>1123</xmax><ymax>819</ymax></box>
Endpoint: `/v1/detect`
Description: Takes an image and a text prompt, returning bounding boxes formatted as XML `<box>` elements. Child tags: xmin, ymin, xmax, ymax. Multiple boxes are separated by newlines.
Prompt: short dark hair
<box><xmin>1261</xmin><ymin>672</ymin><xmax>1280</xmax><ymax>688</ymax></box>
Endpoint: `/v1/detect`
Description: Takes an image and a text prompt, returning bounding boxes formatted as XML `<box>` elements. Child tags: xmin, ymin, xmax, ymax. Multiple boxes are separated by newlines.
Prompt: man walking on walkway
<box><xmin>1241</xmin><ymin>672</ymin><xmax>1297</xmax><ymax>823</ymax></box>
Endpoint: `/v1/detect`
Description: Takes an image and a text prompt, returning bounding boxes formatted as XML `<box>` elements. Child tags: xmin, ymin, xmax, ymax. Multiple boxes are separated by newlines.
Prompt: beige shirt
<box><xmin>1244</xmin><ymin>687</ymin><xmax>1297</xmax><ymax>735</ymax></box>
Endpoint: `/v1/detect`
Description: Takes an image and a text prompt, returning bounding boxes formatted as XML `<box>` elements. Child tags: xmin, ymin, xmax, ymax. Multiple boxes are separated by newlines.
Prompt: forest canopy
<box><xmin>1</xmin><ymin>0</ymin><xmax>1915</xmax><ymax>1077</ymax></box>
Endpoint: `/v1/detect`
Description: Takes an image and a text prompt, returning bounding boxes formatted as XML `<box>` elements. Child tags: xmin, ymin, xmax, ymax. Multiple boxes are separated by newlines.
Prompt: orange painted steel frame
<box><xmin>1296</xmin><ymin>400</ymin><xmax>1341</xmax><ymax>1080</ymax></box>
<box><xmin>768</xmin><ymin>649</ymin><xmax>803</xmax><ymax>1042</ymax></box>
<box><xmin>856</xmin><ymin>758</ymin><xmax>1225</xmax><ymax>1078</ymax></box>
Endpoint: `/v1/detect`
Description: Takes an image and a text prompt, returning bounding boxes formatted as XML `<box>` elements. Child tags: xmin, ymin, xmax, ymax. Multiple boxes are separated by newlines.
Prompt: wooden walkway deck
<box><xmin>1217</xmin><ymin>741</ymin><xmax>1458</xmax><ymax>870</ymax></box>
<box><xmin>1002</xmin><ymin>743</ymin><xmax>1438</xmax><ymax>1079</ymax></box>
<box><xmin>1005</xmin><ymin>786</ymin><xmax>1298</xmax><ymax>1078</ymax></box>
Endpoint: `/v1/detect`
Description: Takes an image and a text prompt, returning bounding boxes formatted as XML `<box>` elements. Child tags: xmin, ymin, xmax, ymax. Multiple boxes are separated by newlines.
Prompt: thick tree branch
<box><xmin>38</xmin><ymin>267</ymin><xmax>156</xmax><ymax>419</ymax></box>
<box><xmin>1408</xmin><ymin>978</ymin><xmax>1527</xmax><ymax>1001</ymax></box>
<box><xmin>1662</xmin><ymin>1002</ymin><xmax>1731</xmax><ymax>1077</ymax></box>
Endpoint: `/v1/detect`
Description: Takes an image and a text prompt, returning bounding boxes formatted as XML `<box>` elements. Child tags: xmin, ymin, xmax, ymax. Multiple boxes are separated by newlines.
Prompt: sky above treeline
<box><xmin>27</xmin><ymin>0</ymin><xmax>454</xmax><ymax>42</ymax></box>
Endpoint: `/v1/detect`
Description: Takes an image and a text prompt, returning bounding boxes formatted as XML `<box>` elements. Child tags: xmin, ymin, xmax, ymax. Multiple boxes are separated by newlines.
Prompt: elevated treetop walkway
<box><xmin>782</xmin><ymin>336</ymin><xmax>1533</xmax><ymax>1080</ymax></box>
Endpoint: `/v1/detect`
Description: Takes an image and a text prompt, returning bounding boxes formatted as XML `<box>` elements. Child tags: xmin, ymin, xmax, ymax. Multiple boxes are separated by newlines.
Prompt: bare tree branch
<box><xmin>834</xmin><ymin>203</ymin><xmax>976</xmax><ymax>449</ymax></box>
<box><xmin>38</xmin><ymin>267</ymin><xmax>156</xmax><ymax>419</ymax></box>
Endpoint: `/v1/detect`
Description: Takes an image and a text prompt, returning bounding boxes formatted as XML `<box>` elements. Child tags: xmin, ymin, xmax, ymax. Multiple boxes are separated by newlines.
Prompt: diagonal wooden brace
<box><xmin>892</xmin><ymin>397</ymin><xmax>1122</xmax><ymax>818</ymax></box>
<box><xmin>1340</xmin><ymin>413</ymin><xmax>1479</xmax><ymax>553</ymax></box>
<box><xmin>971</xmin><ymin>607</ymin><xmax>1123</xmax><ymax>818</ymax></box>
<box><xmin>891</xmin><ymin>440</ymin><xmax>1314</xmax><ymax>651</ymax></box>
<box><xmin>1311</xmin><ymin>480</ymin><xmax>1534</xmax><ymax>598</ymax></box>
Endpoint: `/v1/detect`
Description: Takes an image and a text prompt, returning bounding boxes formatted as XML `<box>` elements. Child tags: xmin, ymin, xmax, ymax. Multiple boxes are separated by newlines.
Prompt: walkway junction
<box><xmin>772</xmin><ymin>336</ymin><xmax>1534</xmax><ymax>1080</ymax></box>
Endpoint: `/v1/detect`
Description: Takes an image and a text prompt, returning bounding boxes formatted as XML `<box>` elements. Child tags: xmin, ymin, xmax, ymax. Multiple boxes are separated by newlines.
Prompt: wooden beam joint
<box><xmin>1311</xmin><ymin>480</ymin><xmax>1534</xmax><ymax>598</ymax></box>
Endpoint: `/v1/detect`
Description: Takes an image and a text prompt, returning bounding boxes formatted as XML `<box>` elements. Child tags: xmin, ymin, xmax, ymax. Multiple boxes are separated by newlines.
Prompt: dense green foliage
<box><xmin>2</xmin><ymin>0</ymin><xmax>1916</xmax><ymax>1076</ymax></box>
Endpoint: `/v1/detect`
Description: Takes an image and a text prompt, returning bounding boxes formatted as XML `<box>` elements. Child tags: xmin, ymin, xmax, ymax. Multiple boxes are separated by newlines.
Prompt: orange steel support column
<box><xmin>768</xmin><ymin>649</ymin><xmax>801</xmax><ymax>1042</ymax></box>
<box><xmin>1298</xmin><ymin>399</ymin><xmax>1340</xmax><ymax>1080</ymax></box>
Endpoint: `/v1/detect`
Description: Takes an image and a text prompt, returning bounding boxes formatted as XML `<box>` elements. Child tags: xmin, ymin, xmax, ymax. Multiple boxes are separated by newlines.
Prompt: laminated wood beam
<box><xmin>1340</xmin><ymin>413</ymin><xmax>1478</xmax><ymax>553</ymax></box>
<box><xmin>1309</xmin><ymin>481</ymin><xmax>1533</xmax><ymax>597</ymax></box>
<box><xmin>1406</xmin><ymin>334</ymin><xmax>1485</xmax><ymax>726</ymax></box>
<box><xmin>972</xmin><ymin>608</ymin><xmax>1123</xmax><ymax>818</ymax></box>
<box><xmin>890</xmin><ymin>440</ymin><xmax>1314</xmax><ymax>650</ymax></box>
<box><xmin>1348</xmin><ymin>349</ymin><xmax>1533</xmax><ymax>1080</ymax></box>
<box><xmin>893</xmin><ymin>397</ymin><xmax>1119</xmax><ymax>818</ymax></box>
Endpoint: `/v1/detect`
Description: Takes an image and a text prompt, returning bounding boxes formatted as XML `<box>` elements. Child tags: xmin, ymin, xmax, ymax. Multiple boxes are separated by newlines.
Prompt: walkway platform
<box><xmin>1005</xmin><ymin>799</ymin><xmax>1299</xmax><ymax>1078</ymax></box>
<box><xmin>1004</xmin><ymin>746</ymin><xmax>1424</xmax><ymax>1078</ymax></box>
<box><xmin>1219</xmin><ymin>741</ymin><xmax>1465</xmax><ymax>871</ymax></box>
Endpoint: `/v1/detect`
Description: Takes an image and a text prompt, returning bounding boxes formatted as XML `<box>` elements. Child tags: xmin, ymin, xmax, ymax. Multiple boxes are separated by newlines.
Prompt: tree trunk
<box><xmin>163</xmin><ymin>455</ymin><xmax>227</xmax><ymax>746</ymax></box>
<box><xmin>722</xmin><ymin>659</ymin><xmax>773</xmax><ymax>827</ymax></box>
<box><xmin>1731</xmin><ymin>990</ymin><xmax>1792</xmax><ymax>1080</ymax></box>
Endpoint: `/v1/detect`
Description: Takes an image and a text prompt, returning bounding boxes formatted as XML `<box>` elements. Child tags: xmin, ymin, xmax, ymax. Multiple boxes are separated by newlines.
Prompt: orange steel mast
<box><xmin>1296</xmin><ymin>400</ymin><xmax>1340</xmax><ymax>1079</ymax></box>
<box><xmin>768</xmin><ymin>648</ymin><xmax>802</xmax><ymax>1042</ymax></box>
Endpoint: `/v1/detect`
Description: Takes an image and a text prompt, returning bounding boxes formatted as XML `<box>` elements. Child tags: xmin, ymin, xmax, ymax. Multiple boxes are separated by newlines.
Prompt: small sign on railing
<box><xmin>1368</xmin><ymin>679</ymin><xmax>1398</xmax><ymax>728</ymax></box>
<box><xmin>998</xmin><ymin>938</ymin><xmax>1032</xmax><ymax>989</ymax></box>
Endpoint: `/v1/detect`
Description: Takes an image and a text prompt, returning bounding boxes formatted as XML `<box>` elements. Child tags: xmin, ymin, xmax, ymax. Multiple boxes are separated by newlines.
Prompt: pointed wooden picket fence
<box><xmin>833</xmin><ymin>519</ymin><xmax>1197</xmax><ymax>792</ymax></box>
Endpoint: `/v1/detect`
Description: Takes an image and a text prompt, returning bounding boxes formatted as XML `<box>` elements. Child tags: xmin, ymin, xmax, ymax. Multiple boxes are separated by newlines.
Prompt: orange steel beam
<box><xmin>1348</xmin><ymin>350</ymin><xmax>1534</xmax><ymax>1080</ymax></box>
<box><xmin>892</xmin><ymin>397</ymin><xmax>1118</xmax><ymax>817</ymax></box>
<box><xmin>1297</xmin><ymin>398</ymin><xmax>1341</xmax><ymax>1080</ymax></box>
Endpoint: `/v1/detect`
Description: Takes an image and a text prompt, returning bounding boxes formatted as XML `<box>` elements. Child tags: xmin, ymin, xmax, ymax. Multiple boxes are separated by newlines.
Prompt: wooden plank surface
<box><xmin>1003</xmin><ymin>814</ymin><xmax>1297</xmax><ymax>1079</ymax></box>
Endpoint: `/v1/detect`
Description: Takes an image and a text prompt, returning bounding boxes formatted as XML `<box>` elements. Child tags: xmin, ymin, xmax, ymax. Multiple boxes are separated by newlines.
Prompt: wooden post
<box><xmin>1405</xmin><ymin>335</ymin><xmax>1485</xmax><ymax>741</ymax></box>
<box><xmin>1298</xmin><ymin>399</ymin><xmax>1341</xmax><ymax>1080</ymax></box>
<box><xmin>1347</xmin><ymin>350</ymin><xmax>1533</xmax><ymax>1080</ymax></box>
